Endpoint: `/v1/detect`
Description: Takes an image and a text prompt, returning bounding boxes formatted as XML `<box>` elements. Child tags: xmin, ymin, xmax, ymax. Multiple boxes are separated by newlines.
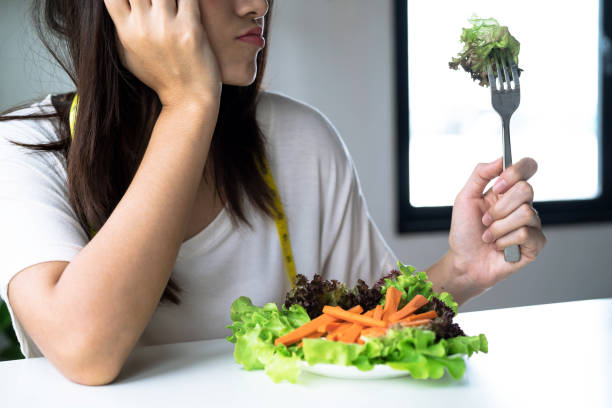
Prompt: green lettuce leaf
<box><xmin>449</xmin><ymin>15</ymin><xmax>521</xmax><ymax>87</ymax></box>
<box><xmin>302</xmin><ymin>338</ymin><xmax>365</xmax><ymax>366</ymax></box>
<box><xmin>380</xmin><ymin>261</ymin><xmax>458</xmax><ymax>314</ymax></box>
<box><xmin>302</xmin><ymin>327</ymin><xmax>488</xmax><ymax>380</ymax></box>
<box><xmin>226</xmin><ymin>296</ymin><xmax>310</xmax><ymax>383</ymax></box>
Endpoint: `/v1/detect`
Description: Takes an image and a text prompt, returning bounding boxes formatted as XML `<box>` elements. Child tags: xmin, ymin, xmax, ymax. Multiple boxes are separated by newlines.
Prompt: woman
<box><xmin>0</xmin><ymin>0</ymin><xmax>545</xmax><ymax>385</ymax></box>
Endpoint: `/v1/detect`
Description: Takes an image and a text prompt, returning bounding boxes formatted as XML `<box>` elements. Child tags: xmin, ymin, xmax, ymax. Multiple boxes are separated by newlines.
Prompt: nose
<box><xmin>236</xmin><ymin>0</ymin><xmax>268</xmax><ymax>20</ymax></box>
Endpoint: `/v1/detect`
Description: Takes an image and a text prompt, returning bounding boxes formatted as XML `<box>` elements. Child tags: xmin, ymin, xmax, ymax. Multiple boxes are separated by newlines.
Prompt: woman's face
<box><xmin>199</xmin><ymin>0</ymin><xmax>269</xmax><ymax>86</ymax></box>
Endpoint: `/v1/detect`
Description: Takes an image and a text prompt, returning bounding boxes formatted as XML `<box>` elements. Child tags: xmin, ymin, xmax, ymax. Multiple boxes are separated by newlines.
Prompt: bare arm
<box><xmin>8</xmin><ymin>100</ymin><xmax>218</xmax><ymax>385</ymax></box>
<box><xmin>8</xmin><ymin>0</ymin><xmax>224</xmax><ymax>385</ymax></box>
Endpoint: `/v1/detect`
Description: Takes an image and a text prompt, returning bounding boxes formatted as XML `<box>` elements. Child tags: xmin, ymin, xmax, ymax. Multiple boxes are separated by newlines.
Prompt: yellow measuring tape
<box><xmin>69</xmin><ymin>93</ymin><xmax>297</xmax><ymax>287</ymax></box>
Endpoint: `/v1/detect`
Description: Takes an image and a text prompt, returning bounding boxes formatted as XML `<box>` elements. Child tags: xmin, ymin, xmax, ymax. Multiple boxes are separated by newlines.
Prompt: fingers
<box><xmin>178</xmin><ymin>0</ymin><xmax>202</xmax><ymax>21</ymax></box>
<box><xmin>459</xmin><ymin>157</ymin><xmax>503</xmax><ymax>199</ymax></box>
<box><xmin>479</xmin><ymin>156</ymin><xmax>544</xmax><ymax>260</ymax></box>
<box><xmin>489</xmin><ymin>157</ymin><xmax>538</xmax><ymax>195</ymax></box>
<box><xmin>129</xmin><ymin>0</ymin><xmax>151</xmax><ymax>11</ymax></box>
<box><xmin>152</xmin><ymin>0</ymin><xmax>177</xmax><ymax>15</ymax></box>
<box><xmin>482</xmin><ymin>180</ymin><xmax>534</xmax><ymax>226</ymax></box>
<box><xmin>104</xmin><ymin>0</ymin><xmax>131</xmax><ymax>21</ymax></box>
<box><xmin>106</xmin><ymin>0</ymin><xmax>175</xmax><ymax>18</ymax></box>
<box><xmin>482</xmin><ymin>203</ymin><xmax>541</xmax><ymax>244</ymax></box>
<box><xmin>492</xmin><ymin>227</ymin><xmax>547</xmax><ymax>259</ymax></box>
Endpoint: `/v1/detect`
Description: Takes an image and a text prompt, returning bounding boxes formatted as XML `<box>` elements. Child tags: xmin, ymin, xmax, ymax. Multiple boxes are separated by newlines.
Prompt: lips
<box><xmin>237</xmin><ymin>26</ymin><xmax>265</xmax><ymax>48</ymax></box>
<box><xmin>237</xmin><ymin>26</ymin><xmax>263</xmax><ymax>39</ymax></box>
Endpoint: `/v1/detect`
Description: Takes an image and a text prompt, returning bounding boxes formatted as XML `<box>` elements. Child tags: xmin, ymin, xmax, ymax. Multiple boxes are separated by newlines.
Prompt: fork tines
<box><xmin>486</xmin><ymin>51</ymin><xmax>520</xmax><ymax>91</ymax></box>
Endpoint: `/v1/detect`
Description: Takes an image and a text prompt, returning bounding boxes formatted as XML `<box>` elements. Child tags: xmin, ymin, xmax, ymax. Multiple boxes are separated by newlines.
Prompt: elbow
<box><xmin>66</xmin><ymin>364</ymin><xmax>121</xmax><ymax>387</ymax></box>
<box><xmin>56</xmin><ymin>337</ymin><xmax>124</xmax><ymax>386</ymax></box>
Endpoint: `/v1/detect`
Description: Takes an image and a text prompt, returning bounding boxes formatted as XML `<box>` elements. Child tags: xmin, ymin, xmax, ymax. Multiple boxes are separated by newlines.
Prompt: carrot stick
<box><xmin>318</xmin><ymin>321</ymin><xmax>342</xmax><ymax>333</ymax></box>
<box><xmin>322</xmin><ymin>306</ymin><xmax>387</xmax><ymax>328</ymax></box>
<box><xmin>382</xmin><ymin>287</ymin><xmax>402</xmax><ymax>321</ymax></box>
<box><xmin>363</xmin><ymin>309</ymin><xmax>375</xmax><ymax>318</ymax></box>
<box><xmin>399</xmin><ymin>318</ymin><xmax>431</xmax><ymax>327</ymax></box>
<box><xmin>357</xmin><ymin>338</ymin><xmax>365</xmax><ymax>345</ymax></box>
<box><xmin>297</xmin><ymin>331</ymin><xmax>324</xmax><ymax>347</ymax></box>
<box><xmin>349</xmin><ymin>305</ymin><xmax>364</xmax><ymax>314</ymax></box>
<box><xmin>361</xmin><ymin>327</ymin><xmax>388</xmax><ymax>338</ymax></box>
<box><xmin>401</xmin><ymin>310</ymin><xmax>438</xmax><ymax>322</ymax></box>
<box><xmin>338</xmin><ymin>323</ymin><xmax>363</xmax><ymax>343</ymax></box>
<box><xmin>326</xmin><ymin>305</ymin><xmax>367</xmax><ymax>343</ymax></box>
<box><xmin>387</xmin><ymin>294</ymin><xmax>429</xmax><ymax>323</ymax></box>
<box><xmin>372</xmin><ymin>304</ymin><xmax>383</xmax><ymax>320</ymax></box>
<box><xmin>317</xmin><ymin>304</ymin><xmax>363</xmax><ymax>333</ymax></box>
<box><xmin>326</xmin><ymin>322</ymin><xmax>352</xmax><ymax>341</ymax></box>
<box><xmin>274</xmin><ymin>314</ymin><xmax>334</xmax><ymax>346</ymax></box>
<box><xmin>315</xmin><ymin>305</ymin><xmax>363</xmax><ymax>332</ymax></box>
<box><xmin>274</xmin><ymin>305</ymin><xmax>362</xmax><ymax>346</ymax></box>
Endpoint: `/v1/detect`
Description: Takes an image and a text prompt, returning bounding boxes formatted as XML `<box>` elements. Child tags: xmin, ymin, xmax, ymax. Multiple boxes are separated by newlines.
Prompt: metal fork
<box><xmin>487</xmin><ymin>51</ymin><xmax>521</xmax><ymax>263</ymax></box>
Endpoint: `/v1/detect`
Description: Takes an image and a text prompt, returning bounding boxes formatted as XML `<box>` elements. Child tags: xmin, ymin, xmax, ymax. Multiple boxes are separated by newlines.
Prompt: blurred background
<box><xmin>1</xmin><ymin>0</ymin><xmax>611</xmax><ymax>356</ymax></box>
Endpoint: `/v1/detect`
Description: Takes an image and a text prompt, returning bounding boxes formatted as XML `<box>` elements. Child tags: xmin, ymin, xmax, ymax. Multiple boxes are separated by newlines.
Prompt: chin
<box><xmin>222</xmin><ymin>64</ymin><xmax>258</xmax><ymax>86</ymax></box>
<box><xmin>227</xmin><ymin>78</ymin><xmax>256</xmax><ymax>86</ymax></box>
<box><xmin>224</xmin><ymin>76</ymin><xmax>257</xmax><ymax>87</ymax></box>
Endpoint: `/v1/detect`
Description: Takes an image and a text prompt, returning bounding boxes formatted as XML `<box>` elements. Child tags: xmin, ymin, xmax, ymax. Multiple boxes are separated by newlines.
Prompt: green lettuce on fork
<box><xmin>449</xmin><ymin>15</ymin><xmax>522</xmax><ymax>86</ymax></box>
<box><xmin>226</xmin><ymin>262</ymin><xmax>488</xmax><ymax>383</ymax></box>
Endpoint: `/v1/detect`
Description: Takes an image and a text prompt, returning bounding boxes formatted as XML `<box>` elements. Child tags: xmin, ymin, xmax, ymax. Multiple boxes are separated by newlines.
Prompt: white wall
<box><xmin>1</xmin><ymin>0</ymin><xmax>611</xmax><ymax>312</ymax></box>
<box><xmin>0</xmin><ymin>0</ymin><xmax>73</xmax><ymax>110</ymax></box>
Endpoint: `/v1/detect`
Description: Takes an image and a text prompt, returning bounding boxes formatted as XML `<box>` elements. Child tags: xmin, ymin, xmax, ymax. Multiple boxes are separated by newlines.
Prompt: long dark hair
<box><xmin>0</xmin><ymin>0</ymin><xmax>276</xmax><ymax>305</ymax></box>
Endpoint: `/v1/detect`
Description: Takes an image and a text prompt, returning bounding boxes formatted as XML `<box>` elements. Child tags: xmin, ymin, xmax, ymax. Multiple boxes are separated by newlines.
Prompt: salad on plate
<box><xmin>226</xmin><ymin>262</ymin><xmax>488</xmax><ymax>383</ymax></box>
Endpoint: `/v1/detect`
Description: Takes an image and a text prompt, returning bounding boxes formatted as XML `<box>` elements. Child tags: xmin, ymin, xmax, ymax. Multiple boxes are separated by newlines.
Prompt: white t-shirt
<box><xmin>0</xmin><ymin>91</ymin><xmax>398</xmax><ymax>358</ymax></box>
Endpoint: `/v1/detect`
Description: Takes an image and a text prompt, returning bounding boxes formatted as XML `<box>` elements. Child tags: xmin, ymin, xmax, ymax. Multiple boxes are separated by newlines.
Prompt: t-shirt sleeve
<box><xmin>314</xmin><ymin>113</ymin><xmax>399</xmax><ymax>287</ymax></box>
<box><xmin>0</xmin><ymin>117</ymin><xmax>88</xmax><ymax>358</ymax></box>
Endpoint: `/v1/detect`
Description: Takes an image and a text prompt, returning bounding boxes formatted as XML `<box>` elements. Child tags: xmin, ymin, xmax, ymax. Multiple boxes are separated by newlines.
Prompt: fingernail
<box><xmin>482</xmin><ymin>213</ymin><xmax>493</xmax><ymax>226</ymax></box>
<box><xmin>482</xmin><ymin>230</ymin><xmax>493</xmax><ymax>243</ymax></box>
<box><xmin>493</xmin><ymin>179</ymin><xmax>507</xmax><ymax>194</ymax></box>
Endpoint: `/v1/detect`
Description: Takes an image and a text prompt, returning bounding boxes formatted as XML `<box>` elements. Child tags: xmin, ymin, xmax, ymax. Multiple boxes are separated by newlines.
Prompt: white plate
<box><xmin>300</xmin><ymin>361</ymin><xmax>410</xmax><ymax>380</ymax></box>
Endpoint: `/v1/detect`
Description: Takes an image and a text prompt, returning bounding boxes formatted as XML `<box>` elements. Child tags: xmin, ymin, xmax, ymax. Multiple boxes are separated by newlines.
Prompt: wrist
<box><xmin>159</xmin><ymin>90</ymin><xmax>220</xmax><ymax>113</ymax></box>
<box><xmin>425</xmin><ymin>250</ymin><xmax>488</xmax><ymax>307</ymax></box>
<box><xmin>160</xmin><ymin>98</ymin><xmax>219</xmax><ymax>122</ymax></box>
<box><xmin>424</xmin><ymin>251</ymin><xmax>453</xmax><ymax>294</ymax></box>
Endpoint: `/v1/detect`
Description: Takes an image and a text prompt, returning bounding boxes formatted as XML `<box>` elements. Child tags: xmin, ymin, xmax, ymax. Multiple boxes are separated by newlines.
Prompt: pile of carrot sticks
<box><xmin>274</xmin><ymin>287</ymin><xmax>438</xmax><ymax>347</ymax></box>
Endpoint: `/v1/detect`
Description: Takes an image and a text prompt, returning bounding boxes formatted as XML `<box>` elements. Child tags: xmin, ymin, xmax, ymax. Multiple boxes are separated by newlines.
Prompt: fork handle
<box><xmin>502</xmin><ymin>118</ymin><xmax>513</xmax><ymax>170</ymax></box>
<box><xmin>501</xmin><ymin>117</ymin><xmax>521</xmax><ymax>263</ymax></box>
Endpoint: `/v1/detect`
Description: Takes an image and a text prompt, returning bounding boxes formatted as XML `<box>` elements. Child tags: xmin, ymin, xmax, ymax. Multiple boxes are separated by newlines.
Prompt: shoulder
<box><xmin>258</xmin><ymin>91</ymin><xmax>337</xmax><ymax>136</ymax></box>
<box><xmin>257</xmin><ymin>91</ymin><xmax>353</xmax><ymax>169</ymax></box>
<box><xmin>0</xmin><ymin>95</ymin><xmax>63</xmax><ymax>165</ymax></box>
<box><xmin>0</xmin><ymin>95</ymin><xmax>59</xmax><ymax>145</ymax></box>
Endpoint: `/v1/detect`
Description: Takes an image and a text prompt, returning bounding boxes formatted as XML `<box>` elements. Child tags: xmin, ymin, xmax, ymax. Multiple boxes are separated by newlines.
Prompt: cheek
<box><xmin>199</xmin><ymin>0</ymin><xmax>222</xmax><ymax>20</ymax></box>
<box><xmin>198</xmin><ymin>1</ymin><xmax>227</xmax><ymax>50</ymax></box>
<box><xmin>204</xmin><ymin>27</ymin><xmax>228</xmax><ymax>68</ymax></box>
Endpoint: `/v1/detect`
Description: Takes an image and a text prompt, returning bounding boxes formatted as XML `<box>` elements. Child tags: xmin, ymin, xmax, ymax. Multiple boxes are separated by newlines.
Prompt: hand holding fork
<box><xmin>442</xmin><ymin>50</ymin><xmax>546</xmax><ymax>304</ymax></box>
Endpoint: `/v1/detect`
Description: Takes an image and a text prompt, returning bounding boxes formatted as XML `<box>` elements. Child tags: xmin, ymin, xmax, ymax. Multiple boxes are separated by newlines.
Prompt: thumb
<box><xmin>459</xmin><ymin>157</ymin><xmax>503</xmax><ymax>199</ymax></box>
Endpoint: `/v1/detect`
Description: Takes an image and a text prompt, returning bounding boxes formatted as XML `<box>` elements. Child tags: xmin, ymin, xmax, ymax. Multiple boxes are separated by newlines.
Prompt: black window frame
<box><xmin>395</xmin><ymin>0</ymin><xmax>612</xmax><ymax>233</ymax></box>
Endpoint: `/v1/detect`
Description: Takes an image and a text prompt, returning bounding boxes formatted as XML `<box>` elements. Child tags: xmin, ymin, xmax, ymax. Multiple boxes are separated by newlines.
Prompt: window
<box><xmin>396</xmin><ymin>0</ymin><xmax>612</xmax><ymax>232</ymax></box>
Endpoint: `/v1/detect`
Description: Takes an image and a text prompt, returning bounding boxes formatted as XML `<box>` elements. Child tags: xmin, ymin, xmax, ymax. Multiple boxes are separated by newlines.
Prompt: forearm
<box><xmin>51</xmin><ymin>101</ymin><xmax>218</xmax><ymax>377</ymax></box>
<box><xmin>425</xmin><ymin>251</ymin><xmax>488</xmax><ymax>307</ymax></box>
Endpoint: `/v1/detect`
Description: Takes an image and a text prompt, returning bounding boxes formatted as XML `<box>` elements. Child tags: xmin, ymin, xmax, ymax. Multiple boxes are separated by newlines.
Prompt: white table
<box><xmin>1</xmin><ymin>298</ymin><xmax>610</xmax><ymax>407</ymax></box>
